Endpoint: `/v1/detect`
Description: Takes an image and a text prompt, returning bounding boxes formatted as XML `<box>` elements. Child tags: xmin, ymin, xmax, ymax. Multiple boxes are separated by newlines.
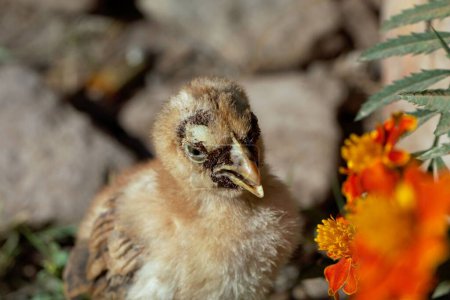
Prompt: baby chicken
<box><xmin>64</xmin><ymin>77</ymin><xmax>301</xmax><ymax>300</ymax></box>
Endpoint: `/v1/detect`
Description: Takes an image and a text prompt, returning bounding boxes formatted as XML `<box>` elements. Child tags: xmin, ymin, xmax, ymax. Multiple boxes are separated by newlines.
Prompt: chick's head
<box><xmin>153</xmin><ymin>77</ymin><xmax>265</xmax><ymax>199</ymax></box>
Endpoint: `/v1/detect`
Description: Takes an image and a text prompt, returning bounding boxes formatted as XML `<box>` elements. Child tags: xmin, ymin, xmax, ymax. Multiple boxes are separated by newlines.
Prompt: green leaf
<box><xmin>431</xmin><ymin>26</ymin><xmax>450</xmax><ymax>58</ymax></box>
<box><xmin>382</xmin><ymin>0</ymin><xmax>450</xmax><ymax>31</ymax></box>
<box><xmin>436</xmin><ymin>113</ymin><xmax>450</xmax><ymax>136</ymax></box>
<box><xmin>417</xmin><ymin>143</ymin><xmax>450</xmax><ymax>160</ymax></box>
<box><xmin>0</xmin><ymin>231</ymin><xmax>20</xmax><ymax>276</ymax></box>
<box><xmin>39</xmin><ymin>225</ymin><xmax>76</xmax><ymax>241</ymax></box>
<box><xmin>398</xmin><ymin>89</ymin><xmax>450</xmax><ymax>113</ymax></box>
<box><xmin>360</xmin><ymin>32</ymin><xmax>450</xmax><ymax>61</ymax></box>
<box><xmin>433</xmin><ymin>156</ymin><xmax>448</xmax><ymax>171</ymax></box>
<box><xmin>0</xmin><ymin>47</ymin><xmax>12</xmax><ymax>63</ymax></box>
<box><xmin>412</xmin><ymin>149</ymin><xmax>429</xmax><ymax>157</ymax></box>
<box><xmin>332</xmin><ymin>175</ymin><xmax>345</xmax><ymax>214</ymax></box>
<box><xmin>356</xmin><ymin>69</ymin><xmax>450</xmax><ymax>120</ymax></box>
<box><xmin>432</xmin><ymin>280</ymin><xmax>450</xmax><ymax>299</ymax></box>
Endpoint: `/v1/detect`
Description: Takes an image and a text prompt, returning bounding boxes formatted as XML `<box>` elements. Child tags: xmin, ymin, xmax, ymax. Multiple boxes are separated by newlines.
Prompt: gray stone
<box><xmin>243</xmin><ymin>72</ymin><xmax>345</xmax><ymax>207</ymax></box>
<box><xmin>137</xmin><ymin>0</ymin><xmax>340</xmax><ymax>71</ymax></box>
<box><xmin>0</xmin><ymin>65</ymin><xmax>133</xmax><ymax>232</ymax></box>
<box><xmin>341</xmin><ymin>0</ymin><xmax>379</xmax><ymax>49</ymax></box>
<box><xmin>0</xmin><ymin>2</ymin><xmax>157</xmax><ymax>95</ymax></box>
<box><xmin>293</xmin><ymin>277</ymin><xmax>329</xmax><ymax>299</ymax></box>
<box><xmin>0</xmin><ymin>1</ymin><xmax>68</xmax><ymax>67</ymax></box>
<box><xmin>120</xmin><ymin>78</ymin><xmax>175</xmax><ymax>153</ymax></box>
<box><xmin>0</xmin><ymin>2</ymin><xmax>117</xmax><ymax>73</ymax></box>
<box><xmin>5</xmin><ymin>0</ymin><xmax>95</xmax><ymax>13</ymax></box>
<box><xmin>122</xmin><ymin>72</ymin><xmax>345</xmax><ymax>208</ymax></box>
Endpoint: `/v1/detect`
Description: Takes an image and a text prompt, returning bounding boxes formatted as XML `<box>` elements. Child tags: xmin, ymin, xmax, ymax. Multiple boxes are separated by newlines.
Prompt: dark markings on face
<box><xmin>242</xmin><ymin>112</ymin><xmax>261</xmax><ymax>166</ymax></box>
<box><xmin>203</xmin><ymin>145</ymin><xmax>238</xmax><ymax>189</ymax></box>
<box><xmin>191</xmin><ymin>141</ymin><xmax>208</xmax><ymax>154</ymax></box>
<box><xmin>243</xmin><ymin>112</ymin><xmax>260</xmax><ymax>145</ymax></box>
<box><xmin>177</xmin><ymin>109</ymin><xmax>261</xmax><ymax>190</ymax></box>
<box><xmin>176</xmin><ymin>110</ymin><xmax>211</xmax><ymax>141</ymax></box>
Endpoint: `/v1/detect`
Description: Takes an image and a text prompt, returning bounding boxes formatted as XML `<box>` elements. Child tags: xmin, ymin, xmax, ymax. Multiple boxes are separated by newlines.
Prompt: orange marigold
<box><xmin>350</xmin><ymin>165</ymin><xmax>450</xmax><ymax>300</ymax></box>
<box><xmin>315</xmin><ymin>217</ymin><xmax>357</xmax><ymax>298</ymax></box>
<box><xmin>341</xmin><ymin>113</ymin><xmax>416</xmax><ymax>205</ymax></box>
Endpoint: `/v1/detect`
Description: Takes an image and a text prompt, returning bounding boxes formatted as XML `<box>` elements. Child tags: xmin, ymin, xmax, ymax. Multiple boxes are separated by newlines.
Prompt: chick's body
<box><xmin>64</xmin><ymin>78</ymin><xmax>301</xmax><ymax>300</ymax></box>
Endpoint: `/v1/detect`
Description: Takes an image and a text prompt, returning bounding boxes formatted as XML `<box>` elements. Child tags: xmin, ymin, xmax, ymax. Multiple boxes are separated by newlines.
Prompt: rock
<box><xmin>0</xmin><ymin>65</ymin><xmax>133</xmax><ymax>232</ymax></box>
<box><xmin>9</xmin><ymin>0</ymin><xmax>95</xmax><ymax>13</ymax></box>
<box><xmin>122</xmin><ymin>72</ymin><xmax>345</xmax><ymax>208</ymax></box>
<box><xmin>0</xmin><ymin>1</ymin><xmax>68</xmax><ymax>67</ymax></box>
<box><xmin>46</xmin><ymin>19</ymin><xmax>157</xmax><ymax>96</ymax></box>
<box><xmin>268</xmin><ymin>292</ymin><xmax>290</xmax><ymax>300</ymax></box>
<box><xmin>243</xmin><ymin>72</ymin><xmax>345</xmax><ymax>207</ymax></box>
<box><xmin>0</xmin><ymin>2</ymin><xmax>118</xmax><ymax>72</ymax></box>
<box><xmin>120</xmin><ymin>77</ymin><xmax>176</xmax><ymax>152</ymax></box>
<box><xmin>341</xmin><ymin>0</ymin><xmax>379</xmax><ymax>49</ymax></box>
<box><xmin>0</xmin><ymin>1</ymin><xmax>156</xmax><ymax>95</ymax></box>
<box><xmin>369</xmin><ymin>0</ymin><xmax>382</xmax><ymax>9</ymax></box>
<box><xmin>137</xmin><ymin>0</ymin><xmax>340</xmax><ymax>71</ymax></box>
<box><xmin>273</xmin><ymin>265</ymin><xmax>300</xmax><ymax>293</ymax></box>
<box><xmin>0</xmin><ymin>0</ymin><xmax>234</xmax><ymax>95</ymax></box>
<box><xmin>292</xmin><ymin>277</ymin><xmax>329</xmax><ymax>299</ymax></box>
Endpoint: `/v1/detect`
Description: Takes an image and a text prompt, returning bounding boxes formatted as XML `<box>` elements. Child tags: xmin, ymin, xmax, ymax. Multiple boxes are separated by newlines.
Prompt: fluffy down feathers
<box><xmin>64</xmin><ymin>77</ymin><xmax>301</xmax><ymax>300</ymax></box>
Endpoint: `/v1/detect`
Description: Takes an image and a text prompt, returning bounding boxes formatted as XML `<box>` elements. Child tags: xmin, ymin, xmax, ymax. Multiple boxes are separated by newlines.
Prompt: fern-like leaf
<box><xmin>418</xmin><ymin>143</ymin><xmax>450</xmax><ymax>160</ymax></box>
<box><xmin>356</xmin><ymin>70</ymin><xmax>450</xmax><ymax>120</ymax></box>
<box><xmin>435</xmin><ymin>113</ymin><xmax>450</xmax><ymax>136</ymax></box>
<box><xmin>398</xmin><ymin>89</ymin><xmax>450</xmax><ymax>113</ymax></box>
<box><xmin>360</xmin><ymin>32</ymin><xmax>450</xmax><ymax>61</ymax></box>
<box><xmin>432</xmin><ymin>156</ymin><xmax>448</xmax><ymax>171</ymax></box>
<box><xmin>382</xmin><ymin>0</ymin><xmax>450</xmax><ymax>31</ymax></box>
<box><xmin>431</xmin><ymin>26</ymin><xmax>450</xmax><ymax>58</ymax></box>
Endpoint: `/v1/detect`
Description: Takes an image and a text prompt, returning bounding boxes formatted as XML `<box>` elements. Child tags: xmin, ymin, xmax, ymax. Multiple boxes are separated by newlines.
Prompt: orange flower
<box><xmin>350</xmin><ymin>165</ymin><xmax>450</xmax><ymax>300</ymax></box>
<box><xmin>316</xmin><ymin>114</ymin><xmax>450</xmax><ymax>300</ymax></box>
<box><xmin>341</xmin><ymin>113</ymin><xmax>416</xmax><ymax>205</ymax></box>
<box><xmin>324</xmin><ymin>257</ymin><xmax>357</xmax><ymax>298</ymax></box>
<box><xmin>315</xmin><ymin>217</ymin><xmax>357</xmax><ymax>298</ymax></box>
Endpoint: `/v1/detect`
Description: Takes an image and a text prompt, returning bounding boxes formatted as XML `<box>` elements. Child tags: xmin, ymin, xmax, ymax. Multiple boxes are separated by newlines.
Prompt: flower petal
<box><xmin>384</xmin><ymin>113</ymin><xmax>417</xmax><ymax>147</ymax></box>
<box><xmin>342</xmin><ymin>263</ymin><xmax>358</xmax><ymax>295</ymax></box>
<box><xmin>399</xmin><ymin>114</ymin><xmax>418</xmax><ymax>132</ymax></box>
<box><xmin>360</xmin><ymin>162</ymin><xmax>398</xmax><ymax>196</ymax></box>
<box><xmin>324</xmin><ymin>257</ymin><xmax>353</xmax><ymax>296</ymax></box>
<box><xmin>386</xmin><ymin>149</ymin><xmax>410</xmax><ymax>166</ymax></box>
<box><xmin>342</xmin><ymin>174</ymin><xmax>363</xmax><ymax>204</ymax></box>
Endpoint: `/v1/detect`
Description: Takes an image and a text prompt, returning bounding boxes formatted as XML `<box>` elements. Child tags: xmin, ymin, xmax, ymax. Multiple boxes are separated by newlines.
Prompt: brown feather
<box><xmin>64</xmin><ymin>77</ymin><xmax>301</xmax><ymax>299</ymax></box>
<box><xmin>64</xmin><ymin>195</ymin><xmax>143</xmax><ymax>299</ymax></box>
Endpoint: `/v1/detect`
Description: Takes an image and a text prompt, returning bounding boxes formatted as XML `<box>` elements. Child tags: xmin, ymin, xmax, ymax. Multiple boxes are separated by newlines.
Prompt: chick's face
<box><xmin>153</xmin><ymin>78</ymin><xmax>264</xmax><ymax>198</ymax></box>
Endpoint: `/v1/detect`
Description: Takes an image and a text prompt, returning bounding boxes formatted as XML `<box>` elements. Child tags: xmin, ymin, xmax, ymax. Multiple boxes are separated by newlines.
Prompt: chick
<box><xmin>64</xmin><ymin>77</ymin><xmax>301</xmax><ymax>300</ymax></box>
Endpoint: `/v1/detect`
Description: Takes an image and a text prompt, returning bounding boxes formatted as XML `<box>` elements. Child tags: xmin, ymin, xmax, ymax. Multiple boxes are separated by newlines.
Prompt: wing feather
<box><xmin>64</xmin><ymin>196</ymin><xmax>143</xmax><ymax>299</ymax></box>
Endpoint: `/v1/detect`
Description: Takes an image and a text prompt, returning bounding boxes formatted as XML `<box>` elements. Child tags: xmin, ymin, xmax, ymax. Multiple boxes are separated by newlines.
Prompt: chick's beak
<box><xmin>213</xmin><ymin>135</ymin><xmax>264</xmax><ymax>198</ymax></box>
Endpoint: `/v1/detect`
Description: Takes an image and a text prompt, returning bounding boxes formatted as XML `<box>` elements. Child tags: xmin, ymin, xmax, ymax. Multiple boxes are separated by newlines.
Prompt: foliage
<box><xmin>356</xmin><ymin>70</ymin><xmax>450</xmax><ymax>120</ymax></box>
<box><xmin>0</xmin><ymin>225</ymin><xmax>75</xmax><ymax>299</ymax></box>
<box><xmin>381</xmin><ymin>0</ymin><xmax>450</xmax><ymax>31</ymax></box>
<box><xmin>360</xmin><ymin>31</ymin><xmax>450</xmax><ymax>61</ymax></box>
<box><xmin>357</xmin><ymin>0</ymin><xmax>450</xmax><ymax>172</ymax></box>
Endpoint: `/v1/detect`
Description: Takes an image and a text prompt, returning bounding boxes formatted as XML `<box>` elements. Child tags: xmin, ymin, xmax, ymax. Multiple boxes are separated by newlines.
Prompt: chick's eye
<box><xmin>184</xmin><ymin>143</ymin><xmax>207</xmax><ymax>163</ymax></box>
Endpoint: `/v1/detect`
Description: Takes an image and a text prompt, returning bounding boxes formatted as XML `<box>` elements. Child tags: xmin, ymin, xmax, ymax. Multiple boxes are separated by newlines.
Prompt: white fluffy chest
<box><xmin>126</xmin><ymin>260</ymin><xmax>176</xmax><ymax>300</ymax></box>
<box><xmin>126</xmin><ymin>208</ymin><xmax>291</xmax><ymax>300</ymax></box>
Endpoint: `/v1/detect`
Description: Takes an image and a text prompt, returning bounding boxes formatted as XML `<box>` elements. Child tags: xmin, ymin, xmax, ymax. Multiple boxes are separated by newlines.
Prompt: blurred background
<box><xmin>1</xmin><ymin>0</ymin><xmax>445</xmax><ymax>299</ymax></box>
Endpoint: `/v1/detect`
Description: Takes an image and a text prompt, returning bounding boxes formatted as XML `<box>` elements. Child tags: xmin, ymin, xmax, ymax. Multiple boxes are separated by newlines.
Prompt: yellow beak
<box><xmin>213</xmin><ymin>135</ymin><xmax>264</xmax><ymax>198</ymax></box>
